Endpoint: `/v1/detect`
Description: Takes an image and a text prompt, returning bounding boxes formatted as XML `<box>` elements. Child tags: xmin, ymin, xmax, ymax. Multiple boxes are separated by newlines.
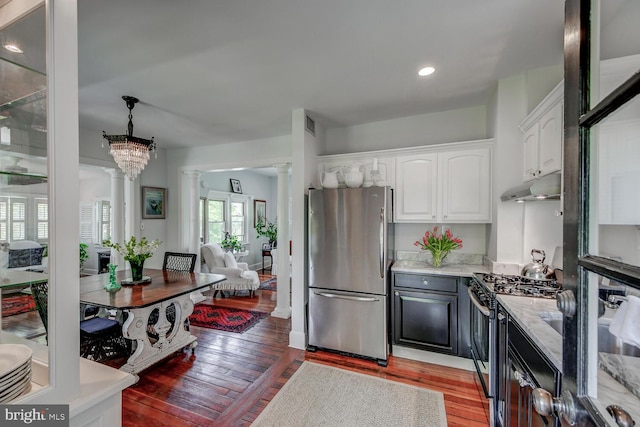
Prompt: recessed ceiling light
<box><xmin>418</xmin><ymin>66</ymin><xmax>435</xmax><ymax>77</ymax></box>
<box><xmin>4</xmin><ymin>44</ymin><xmax>23</xmax><ymax>53</ymax></box>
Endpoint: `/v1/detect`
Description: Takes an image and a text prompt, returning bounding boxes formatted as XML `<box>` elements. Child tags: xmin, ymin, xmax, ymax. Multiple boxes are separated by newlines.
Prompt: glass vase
<box><xmin>129</xmin><ymin>259</ymin><xmax>145</xmax><ymax>282</ymax></box>
<box><xmin>104</xmin><ymin>264</ymin><xmax>121</xmax><ymax>292</ymax></box>
<box><xmin>431</xmin><ymin>251</ymin><xmax>449</xmax><ymax>268</ymax></box>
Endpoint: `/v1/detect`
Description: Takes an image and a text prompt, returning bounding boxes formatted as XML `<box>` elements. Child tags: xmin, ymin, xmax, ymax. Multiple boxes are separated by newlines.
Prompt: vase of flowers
<box><xmin>103</xmin><ymin>236</ymin><xmax>162</xmax><ymax>282</ymax></box>
<box><xmin>414</xmin><ymin>227</ymin><xmax>463</xmax><ymax>267</ymax></box>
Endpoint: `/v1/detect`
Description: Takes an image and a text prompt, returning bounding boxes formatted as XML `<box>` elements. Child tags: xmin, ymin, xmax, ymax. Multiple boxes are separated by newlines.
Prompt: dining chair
<box><xmin>162</xmin><ymin>251</ymin><xmax>198</xmax><ymax>272</ymax></box>
<box><xmin>147</xmin><ymin>251</ymin><xmax>197</xmax><ymax>341</ymax></box>
<box><xmin>30</xmin><ymin>281</ymin><xmax>129</xmax><ymax>362</ymax></box>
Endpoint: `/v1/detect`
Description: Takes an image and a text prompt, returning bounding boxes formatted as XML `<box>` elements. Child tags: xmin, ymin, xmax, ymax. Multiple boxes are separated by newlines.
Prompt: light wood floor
<box><xmin>2</xmin><ymin>273</ymin><xmax>490</xmax><ymax>426</ymax></box>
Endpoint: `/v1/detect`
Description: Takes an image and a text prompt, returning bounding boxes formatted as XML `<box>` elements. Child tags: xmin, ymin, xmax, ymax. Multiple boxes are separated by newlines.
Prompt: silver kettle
<box><xmin>521</xmin><ymin>249</ymin><xmax>551</xmax><ymax>279</ymax></box>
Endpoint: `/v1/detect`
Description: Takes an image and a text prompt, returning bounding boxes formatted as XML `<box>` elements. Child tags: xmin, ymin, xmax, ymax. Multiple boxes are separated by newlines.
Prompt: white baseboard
<box><xmin>391</xmin><ymin>345</ymin><xmax>475</xmax><ymax>372</ymax></box>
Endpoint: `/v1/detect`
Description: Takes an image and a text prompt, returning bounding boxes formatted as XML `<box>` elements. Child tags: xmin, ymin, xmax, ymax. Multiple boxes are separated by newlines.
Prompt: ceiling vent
<box><xmin>305</xmin><ymin>115</ymin><xmax>315</xmax><ymax>136</ymax></box>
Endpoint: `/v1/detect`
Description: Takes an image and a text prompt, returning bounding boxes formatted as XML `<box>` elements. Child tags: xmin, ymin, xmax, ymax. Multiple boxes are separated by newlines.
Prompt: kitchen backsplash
<box><xmin>395</xmin><ymin>250</ymin><xmax>483</xmax><ymax>265</ymax></box>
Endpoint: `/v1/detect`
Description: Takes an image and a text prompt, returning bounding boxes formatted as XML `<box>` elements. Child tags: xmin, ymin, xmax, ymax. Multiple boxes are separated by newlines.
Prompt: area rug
<box><xmin>1</xmin><ymin>294</ymin><xmax>36</xmax><ymax>317</ymax></box>
<box><xmin>252</xmin><ymin>361</ymin><xmax>448</xmax><ymax>427</ymax></box>
<box><xmin>188</xmin><ymin>305</ymin><xmax>269</xmax><ymax>333</ymax></box>
<box><xmin>258</xmin><ymin>278</ymin><xmax>277</xmax><ymax>291</ymax></box>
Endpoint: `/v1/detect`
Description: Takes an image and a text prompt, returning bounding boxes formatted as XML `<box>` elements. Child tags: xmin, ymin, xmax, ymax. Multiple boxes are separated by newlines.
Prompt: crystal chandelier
<box><xmin>102</xmin><ymin>96</ymin><xmax>156</xmax><ymax>180</ymax></box>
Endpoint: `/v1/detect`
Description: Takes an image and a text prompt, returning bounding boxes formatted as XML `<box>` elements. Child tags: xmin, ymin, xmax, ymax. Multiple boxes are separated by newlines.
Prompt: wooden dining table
<box><xmin>80</xmin><ymin>268</ymin><xmax>226</xmax><ymax>376</ymax></box>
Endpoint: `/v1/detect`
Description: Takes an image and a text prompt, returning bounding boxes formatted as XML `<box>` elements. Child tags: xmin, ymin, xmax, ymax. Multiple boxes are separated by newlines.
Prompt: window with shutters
<box><xmin>0</xmin><ymin>196</ymin><xmax>47</xmax><ymax>243</ymax></box>
<box><xmin>202</xmin><ymin>191</ymin><xmax>249</xmax><ymax>245</ymax></box>
<box><xmin>10</xmin><ymin>198</ymin><xmax>26</xmax><ymax>241</ymax></box>
<box><xmin>35</xmin><ymin>198</ymin><xmax>48</xmax><ymax>241</ymax></box>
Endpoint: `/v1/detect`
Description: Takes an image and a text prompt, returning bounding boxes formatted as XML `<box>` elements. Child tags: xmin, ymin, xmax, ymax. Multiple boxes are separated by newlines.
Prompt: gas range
<box><xmin>474</xmin><ymin>273</ymin><xmax>561</xmax><ymax>299</ymax></box>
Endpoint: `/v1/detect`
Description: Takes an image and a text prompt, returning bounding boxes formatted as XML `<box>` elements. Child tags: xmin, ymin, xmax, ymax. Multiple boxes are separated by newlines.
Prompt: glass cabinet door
<box><xmin>557</xmin><ymin>0</ymin><xmax>640</xmax><ymax>425</ymax></box>
<box><xmin>1</xmin><ymin>0</ymin><xmax>81</xmax><ymax>402</ymax></box>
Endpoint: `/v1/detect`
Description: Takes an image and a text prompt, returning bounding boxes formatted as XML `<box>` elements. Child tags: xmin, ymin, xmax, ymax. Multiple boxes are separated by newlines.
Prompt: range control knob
<box><xmin>607</xmin><ymin>405</ymin><xmax>636</xmax><ymax>427</ymax></box>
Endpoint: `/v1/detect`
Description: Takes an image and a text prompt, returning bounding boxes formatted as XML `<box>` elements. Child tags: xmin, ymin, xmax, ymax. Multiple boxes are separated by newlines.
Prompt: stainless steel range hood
<box><xmin>500</xmin><ymin>173</ymin><xmax>561</xmax><ymax>202</ymax></box>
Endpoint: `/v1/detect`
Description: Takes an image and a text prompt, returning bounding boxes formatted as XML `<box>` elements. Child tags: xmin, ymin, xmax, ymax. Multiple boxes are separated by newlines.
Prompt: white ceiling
<box><xmin>2</xmin><ymin>0</ymin><xmax>639</xmax><ymax>156</ymax></box>
<box><xmin>76</xmin><ymin>0</ymin><xmax>568</xmax><ymax>150</ymax></box>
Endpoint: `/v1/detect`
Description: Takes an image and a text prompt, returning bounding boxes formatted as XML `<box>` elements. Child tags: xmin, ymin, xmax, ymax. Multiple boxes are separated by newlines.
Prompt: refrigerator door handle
<box><xmin>314</xmin><ymin>291</ymin><xmax>380</xmax><ymax>302</ymax></box>
<box><xmin>379</xmin><ymin>207</ymin><xmax>384</xmax><ymax>278</ymax></box>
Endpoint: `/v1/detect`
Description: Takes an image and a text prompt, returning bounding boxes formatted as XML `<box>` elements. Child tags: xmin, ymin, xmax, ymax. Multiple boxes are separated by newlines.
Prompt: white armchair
<box><xmin>200</xmin><ymin>243</ymin><xmax>260</xmax><ymax>297</ymax></box>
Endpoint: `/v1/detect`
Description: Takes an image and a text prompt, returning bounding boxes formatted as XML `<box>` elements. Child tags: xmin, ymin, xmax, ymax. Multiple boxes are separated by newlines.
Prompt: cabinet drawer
<box><xmin>393</xmin><ymin>273</ymin><xmax>457</xmax><ymax>293</ymax></box>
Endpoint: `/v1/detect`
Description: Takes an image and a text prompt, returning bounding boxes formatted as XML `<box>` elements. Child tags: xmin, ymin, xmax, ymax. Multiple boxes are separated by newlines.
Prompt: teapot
<box><xmin>321</xmin><ymin>170</ymin><xmax>340</xmax><ymax>189</ymax></box>
<box><xmin>343</xmin><ymin>164</ymin><xmax>364</xmax><ymax>188</ymax></box>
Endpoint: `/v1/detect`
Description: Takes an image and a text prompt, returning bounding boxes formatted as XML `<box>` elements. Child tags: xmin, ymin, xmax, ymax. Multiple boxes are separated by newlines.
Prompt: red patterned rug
<box><xmin>188</xmin><ymin>305</ymin><xmax>269</xmax><ymax>333</ymax></box>
<box><xmin>259</xmin><ymin>278</ymin><xmax>277</xmax><ymax>291</ymax></box>
<box><xmin>1</xmin><ymin>294</ymin><xmax>36</xmax><ymax>317</ymax></box>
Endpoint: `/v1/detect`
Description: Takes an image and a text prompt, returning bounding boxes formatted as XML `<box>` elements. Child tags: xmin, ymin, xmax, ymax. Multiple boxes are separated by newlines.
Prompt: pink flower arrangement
<box><xmin>414</xmin><ymin>227</ymin><xmax>463</xmax><ymax>267</ymax></box>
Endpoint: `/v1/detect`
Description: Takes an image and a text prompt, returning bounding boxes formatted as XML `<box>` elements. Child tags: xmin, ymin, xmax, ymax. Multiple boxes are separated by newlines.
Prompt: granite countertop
<box><xmin>391</xmin><ymin>260</ymin><xmax>489</xmax><ymax>277</ymax></box>
<box><xmin>498</xmin><ymin>294</ymin><xmax>640</xmax><ymax>424</ymax></box>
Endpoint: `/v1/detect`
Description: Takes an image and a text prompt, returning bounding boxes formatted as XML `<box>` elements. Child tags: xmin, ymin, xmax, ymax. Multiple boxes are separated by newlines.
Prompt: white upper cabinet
<box><xmin>395</xmin><ymin>154</ymin><xmax>438</xmax><ymax>221</ymax></box>
<box><xmin>520</xmin><ymin>82</ymin><xmax>563</xmax><ymax>182</ymax></box>
<box><xmin>317</xmin><ymin>140</ymin><xmax>493</xmax><ymax>224</ymax></box>
<box><xmin>439</xmin><ymin>148</ymin><xmax>492</xmax><ymax>222</ymax></box>
<box><xmin>395</xmin><ymin>144</ymin><xmax>492</xmax><ymax>223</ymax></box>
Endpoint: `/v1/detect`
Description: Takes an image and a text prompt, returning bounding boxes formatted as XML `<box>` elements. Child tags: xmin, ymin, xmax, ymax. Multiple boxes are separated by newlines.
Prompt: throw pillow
<box><xmin>8</xmin><ymin>247</ymin><xmax>45</xmax><ymax>269</ymax></box>
<box><xmin>223</xmin><ymin>251</ymin><xmax>237</xmax><ymax>269</ymax></box>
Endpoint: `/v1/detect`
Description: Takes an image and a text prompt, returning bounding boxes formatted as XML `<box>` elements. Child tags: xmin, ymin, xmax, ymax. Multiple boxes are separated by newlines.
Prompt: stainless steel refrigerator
<box><xmin>307</xmin><ymin>186</ymin><xmax>393</xmax><ymax>366</ymax></box>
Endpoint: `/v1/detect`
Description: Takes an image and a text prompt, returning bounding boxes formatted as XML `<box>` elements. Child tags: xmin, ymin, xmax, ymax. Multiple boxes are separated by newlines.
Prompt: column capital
<box><xmin>105</xmin><ymin>168</ymin><xmax>124</xmax><ymax>179</ymax></box>
<box><xmin>182</xmin><ymin>170</ymin><xmax>202</xmax><ymax>178</ymax></box>
<box><xmin>274</xmin><ymin>163</ymin><xmax>291</xmax><ymax>174</ymax></box>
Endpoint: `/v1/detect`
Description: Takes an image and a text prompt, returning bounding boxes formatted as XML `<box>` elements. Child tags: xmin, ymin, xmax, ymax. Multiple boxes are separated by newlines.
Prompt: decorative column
<box><xmin>106</xmin><ymin>168</ymin><xmax>125</xmax><ymax>268</ymax></box>
<box><xmin>183</xmin><ymin>170</ymin><xmax>202</xmax><ymax>263</ymax></box>
<box><xmin>184</xmin><ymin>170</ymin><xmax>205</xmax><ymax>303</ymax></box>
<box><xmin>272</xmin><ymin>163</ymin><xmax>291</xmax><ymax>319</ymax></box>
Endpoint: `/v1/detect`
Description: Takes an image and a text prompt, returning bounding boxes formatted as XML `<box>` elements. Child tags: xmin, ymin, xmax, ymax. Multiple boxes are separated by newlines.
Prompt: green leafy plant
<box><xmin>79</xmin><ymin>243</ymin><xmax>89</xmax><ymax>268</ymax></box>
<box><xmin>414</xmin><ymin>226</ymin><xmax>463</xmax><ymax>267</ymax></box>
<box><xmin>255</xmin><ymin>218</ymin><xmax>278</xmax><ymax>246</ymax></box>
<box><xmin>102</xmin><ymin>236</ymin><xmax>162</xmax><ymax>263</ymax></box>
<box><xmin>221</xmin><ymin>232</ymin><xmax>243</xmax><ymax>252</ymax></box>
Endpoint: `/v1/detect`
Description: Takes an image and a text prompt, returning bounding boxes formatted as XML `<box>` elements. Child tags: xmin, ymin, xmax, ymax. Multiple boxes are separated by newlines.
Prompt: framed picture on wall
<box><xmin>230</xmin><ymin>178</ymin><xmax>242</xmax><ymax>193</ymax></box>
<box><xmin>254</xmin><ymin>199</ymin><xmax>266</xmax><ymax>227</ymax></box>
<box><xmin>142</xmin><ymin>186</ymin><xmax>167</xmax><ymax>219</ymax></box>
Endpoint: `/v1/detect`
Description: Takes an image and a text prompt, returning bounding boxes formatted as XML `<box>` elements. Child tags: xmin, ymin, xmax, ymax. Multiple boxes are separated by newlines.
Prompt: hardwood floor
<box><xmin>2</xmin><ymin>274</ymin><xmax>489</xmax><ymax>426</ymax></box>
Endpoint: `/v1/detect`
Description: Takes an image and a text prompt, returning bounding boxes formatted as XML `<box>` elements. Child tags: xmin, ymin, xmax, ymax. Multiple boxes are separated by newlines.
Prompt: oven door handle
<box><xmin>468</xmin><ymin>287</ymin><xmax>491</xmax><ymax>317</ymax></box>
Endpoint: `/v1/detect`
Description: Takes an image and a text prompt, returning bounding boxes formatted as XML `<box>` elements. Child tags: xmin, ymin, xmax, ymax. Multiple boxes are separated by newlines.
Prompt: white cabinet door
<box><xmin>440</xmin><ymin>148</ymin><xmax>492</xmax><ymax>222</ymax></box>
<box><xmin>395</xmin><ymin>154</ymin><xmax>438</xmax><ymax>221</ymax></box>
<box><xmin>520</xmin><ymin>82</ymin><xmax>563</xmax><ymax>182</ymax></box>
<box><xmin>523</xmin><ymin>126</ymin><xmax>539</xmax><ymax>181</ymax></box>
<box><xmin>538</xmin><ymin>101</ymin><xmax>563</xmax><ymax>177</ymax></box>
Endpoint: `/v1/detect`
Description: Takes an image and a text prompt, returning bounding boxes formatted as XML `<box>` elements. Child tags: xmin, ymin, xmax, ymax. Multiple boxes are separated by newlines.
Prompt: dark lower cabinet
<box><xmin>393</xmin><ymin>289</ymin><xmax>458</xmax><ymax>355</ymax></box>
<box><xmin>496</xmin><ymin>303</ymin><xmax>560</xmax><ymax>427</ymax></box>
<box><xmin>391</xmin><ymin>272</ymin><xmax>470</xmax><ymax>358</ymax></box>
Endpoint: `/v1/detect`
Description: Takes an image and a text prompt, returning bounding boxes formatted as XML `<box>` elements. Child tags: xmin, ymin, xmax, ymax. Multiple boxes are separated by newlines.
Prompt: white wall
<box><xmin>323</xmin><ymin>106</ymin><xmax>487</xmax><ymax>155</ymax></box>
<box><xmin>487</xmin><ymin>65</ymin><xmax>564</xmax><ymax>266</ymax></box>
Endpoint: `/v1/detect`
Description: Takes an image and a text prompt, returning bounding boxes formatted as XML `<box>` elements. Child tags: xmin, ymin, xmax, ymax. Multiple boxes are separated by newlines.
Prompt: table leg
<box><xmin>119</xmin><ymin>294</ymin><xmax>197</xmax><ymax>375</ymax></box>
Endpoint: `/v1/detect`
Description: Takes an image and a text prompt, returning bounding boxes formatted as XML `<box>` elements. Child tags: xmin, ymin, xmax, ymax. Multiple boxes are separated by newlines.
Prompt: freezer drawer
<box><xmin>308</xmin><ymin>288</ymin><xmax>388</xmax><ymax>362</ymax></box>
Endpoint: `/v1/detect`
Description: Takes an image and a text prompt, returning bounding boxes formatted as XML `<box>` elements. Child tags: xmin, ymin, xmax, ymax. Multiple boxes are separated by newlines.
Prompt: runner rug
<box><xmin>258</xmin><ymin>278</ymin><xmax>277</xmax><ymax>291</ymax></box>
<box><xmin>1</xmin><ymin>294</ymin><xmax>36</xmax><ymax>317</ymax></box>
<box><xmin>188</xmin><ymin>305</ymin><xmax>269</xmax><ymax>333</ymax></box>
<box><xmin>252</xmin><ymin>361</ymin><xmax>448</xmax><ymax>427</ymax></box>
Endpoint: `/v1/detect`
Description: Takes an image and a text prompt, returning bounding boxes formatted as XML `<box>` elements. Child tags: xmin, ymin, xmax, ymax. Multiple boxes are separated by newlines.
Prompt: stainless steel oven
<box><xmin>469</xmin><ymin>277</ymin><xmax>495</xmax><ymax>400</ymax></box>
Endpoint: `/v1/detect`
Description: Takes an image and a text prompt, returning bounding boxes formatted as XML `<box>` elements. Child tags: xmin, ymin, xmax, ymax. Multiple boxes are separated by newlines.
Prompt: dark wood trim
<box><xmin>579</xmin><ymin>71</ymin><xmax>640</xmax><ymax>127</ymax></box>
<box><xmin>578</xmin><ymin>255</ymin><xmax>640</xmax><ymax>288</ymax></box>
